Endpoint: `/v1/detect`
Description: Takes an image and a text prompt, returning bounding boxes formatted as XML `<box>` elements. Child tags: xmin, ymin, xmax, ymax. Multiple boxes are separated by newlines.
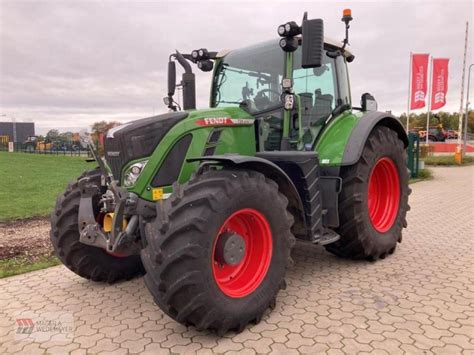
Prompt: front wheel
<box><xmin>50</xmin><ymin>168</ymin><xmax>145</xmax><ymax>283</ymax></box>
<box><xmin>325</xmin><ymin>126</ymin><xmax>410</xmax><ymax>260</ymax></box>
<box><xmin>141</xmin><ymin>169</ymin><xmax>295</xmax><ymax>334</ymax></box>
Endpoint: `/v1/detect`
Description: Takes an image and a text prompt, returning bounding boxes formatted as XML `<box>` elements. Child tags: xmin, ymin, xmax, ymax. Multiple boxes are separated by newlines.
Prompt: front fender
<box><xmin>188</xmin><ymin>155</ymin><xmax>306</xmax><ymax>237</ymax></box>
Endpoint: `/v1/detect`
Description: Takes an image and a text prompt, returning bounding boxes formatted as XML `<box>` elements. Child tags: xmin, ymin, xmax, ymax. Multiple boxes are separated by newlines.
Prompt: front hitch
<box><xmin>77</xmin><ymin>177</ymin><xmax>141</xmax><ymax>256</ymax></box>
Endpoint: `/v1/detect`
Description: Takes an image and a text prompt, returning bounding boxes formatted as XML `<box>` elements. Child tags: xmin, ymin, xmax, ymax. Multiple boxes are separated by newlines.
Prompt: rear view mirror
<box><xmin>361</xmin><ymin>93</ymin><xmax>377</xmax><ymax>111</ymax></box>
<box><xmin>301</xmin><ymin>19</ymin><xmax>324</xmax><ymax>68</ymax></box>
<box><xmin>168</xmin><ymin>61</ymin><xmax>176</xmax><ymax>96</ymax></box>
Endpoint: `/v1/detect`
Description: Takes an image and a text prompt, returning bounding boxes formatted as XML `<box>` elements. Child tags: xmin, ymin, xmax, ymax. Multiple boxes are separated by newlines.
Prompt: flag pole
<box><xmin>456</xmin><ymin>22</ymin><xmax>469</xmax><ymax>162</ymax></box>
<box><xmin>406</xmin><ymin>52</ymin><xmax>412</xmax><ymax>133</ymax></box>
<box><xmin>426</xmin><ymin>56</ymin><xmax>433</xmax><ymax>145</ymax></box>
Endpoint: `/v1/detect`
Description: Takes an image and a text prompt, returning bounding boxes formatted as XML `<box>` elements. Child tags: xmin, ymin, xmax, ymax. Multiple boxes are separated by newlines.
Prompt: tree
<box><xmin>403</xmin><ymin>111</ymin><xmax>461</xmax><ymax>131</ymax></box>
<box><xmin>468</xmin><ymin>110</ymin><xmax>474</xmax><ymax>134</ymax></box>
<box><xmin>91</xmin><ymin>121</ymin><xmax>121</xmax><ymax>137</ymax></box>
<box><xmin>90</xmin><ymin>121</ymin><xmax>122</xmax><ymax>153</ymax></box>
<box><xmin>46</xmin><ymin>129</ymin><xmax>60</xmax><ymax>142</ymax></box>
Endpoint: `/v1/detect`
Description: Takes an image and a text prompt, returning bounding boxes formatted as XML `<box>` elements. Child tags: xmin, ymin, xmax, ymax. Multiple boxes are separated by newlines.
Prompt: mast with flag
<box><xmin>426</xmin><ymin>58</ymin><xmax>450</xmax><ymax>144</ymax></box>
<box><xmin>456</xmin><ymin>22</ymin><xmax>469</xmax><ymax>163</ymax></box>
<box><xmin>407</xmin><ymin>53</ymin><xmax>430</xmax><ymax>131</ymax></box>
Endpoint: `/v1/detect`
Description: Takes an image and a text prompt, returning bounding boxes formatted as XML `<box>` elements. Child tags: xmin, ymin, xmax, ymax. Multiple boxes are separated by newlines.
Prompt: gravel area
<box><xmin>0</xmin><ymin>217</ymin><xmax>52</xmax><ymax>261</ymax></box>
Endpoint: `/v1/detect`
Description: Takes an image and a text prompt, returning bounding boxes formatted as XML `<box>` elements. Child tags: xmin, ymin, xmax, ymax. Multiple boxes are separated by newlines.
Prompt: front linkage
<box><xmin>77</xmin><ymin>143</ymin><xmax>153</xmax><ymax>256</ymax></box>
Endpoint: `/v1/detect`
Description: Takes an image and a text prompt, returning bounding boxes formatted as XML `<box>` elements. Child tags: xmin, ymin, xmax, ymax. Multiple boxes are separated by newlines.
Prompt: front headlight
<box><xmin>123</xmin><ymin>160</ymin><xmax>148</xmax><ymax>187</ymax></box>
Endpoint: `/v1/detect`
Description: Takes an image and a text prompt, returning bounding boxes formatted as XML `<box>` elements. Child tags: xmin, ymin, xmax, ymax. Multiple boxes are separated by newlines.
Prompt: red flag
<box><xmin>410</xmin><ymin>54</ymin><xmax>429</xmax><ymax>110</ymax></box>
<box><xmin>431</xmin><ymin>58</ymin><xmax>449</xmax><ymax>110</ymax></box>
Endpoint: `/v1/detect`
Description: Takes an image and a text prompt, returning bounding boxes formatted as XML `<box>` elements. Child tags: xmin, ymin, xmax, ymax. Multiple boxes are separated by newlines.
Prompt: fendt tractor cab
<box><xmin>51</xmin><ymin>10</ymin><xmax>409</xmax><ymax>333</ymax></box>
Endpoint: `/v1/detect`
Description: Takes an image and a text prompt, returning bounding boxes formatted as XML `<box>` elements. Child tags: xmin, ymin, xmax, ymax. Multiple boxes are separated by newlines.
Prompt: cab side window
<box><xmin>293</xmin><ymin>50</ymin><xmax>338</xmax><ymax>129</ymax></box>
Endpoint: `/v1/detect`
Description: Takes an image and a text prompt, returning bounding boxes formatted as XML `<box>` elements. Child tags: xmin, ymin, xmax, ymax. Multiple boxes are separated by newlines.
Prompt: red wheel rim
<box><xmin>368</xmin><ymin>157</ymin><xmax>400</xmax><ymax>233</ymax></box>
<box><xmin>212</xmin><ymin>208</ymin><xmax>273</xmax><ymax>298</ymax></box>
<box><xmin>105</xmin><ymin>250</ymin><xmax>128</xmax><ymax>258</ymax></box>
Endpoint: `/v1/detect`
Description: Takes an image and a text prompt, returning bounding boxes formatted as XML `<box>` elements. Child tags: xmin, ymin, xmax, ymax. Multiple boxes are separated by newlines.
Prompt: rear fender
<box><xmin>341</xmin><ymin>112</ymin><xmax>408</xmax><ymax>166</ymax></box>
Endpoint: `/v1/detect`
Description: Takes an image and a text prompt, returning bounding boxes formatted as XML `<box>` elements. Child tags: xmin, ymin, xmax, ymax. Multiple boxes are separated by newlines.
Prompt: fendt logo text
<box><xmin>196</xmin><ymin>117</ymin><xmax>255</xmax><ymax>126</ymax></box>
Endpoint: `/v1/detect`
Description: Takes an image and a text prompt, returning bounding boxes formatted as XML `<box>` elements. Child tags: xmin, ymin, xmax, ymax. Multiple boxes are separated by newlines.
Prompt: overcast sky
<box><xmin>1</xmin><ymin>0</ymin><xmax>473</xmax><ymax>134</ymax></box>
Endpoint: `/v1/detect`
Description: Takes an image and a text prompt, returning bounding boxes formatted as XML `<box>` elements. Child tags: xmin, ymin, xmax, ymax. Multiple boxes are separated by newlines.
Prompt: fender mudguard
<box><xmin>187</xmin><ymin>155</ymin><xmax>307</xmax><ymax>237</ymax></box>
<box><xmin>341</xmin><ymin>111</ymin><xmax>408</xmax><ymax>166</ymax></box>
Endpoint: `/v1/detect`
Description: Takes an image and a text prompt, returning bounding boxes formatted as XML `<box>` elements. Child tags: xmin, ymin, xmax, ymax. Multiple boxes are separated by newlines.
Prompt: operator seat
<box><xmin>299</xmin><ymin>92</ymin><xmax>314</xmax><ymax>128</ymax></box>
<box><xmin>311</xmin><ymin>92</ymin><xmax>333</xmax><ymax>126</ymax></box>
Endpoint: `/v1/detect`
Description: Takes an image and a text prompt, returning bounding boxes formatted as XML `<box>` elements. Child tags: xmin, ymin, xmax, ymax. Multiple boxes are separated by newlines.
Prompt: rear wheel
<box><xmin>50</xmin><ymin>168</ymin><xmax>145</xmax><ymax>283</ymax></box>
<box><xmin>141</xmin><ymin>169</ymin><xmax>294</xmax><ymax>334</ymax></box>
<box><xmin>326</xmin><ymin>126</ymin><xmax>410</xmax><ymax>260</ymax></box>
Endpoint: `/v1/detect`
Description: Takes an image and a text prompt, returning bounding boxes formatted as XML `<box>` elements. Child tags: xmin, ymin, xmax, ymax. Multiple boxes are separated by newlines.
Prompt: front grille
<box><xmin>104</xmin><ymin>139</ymin><xmax>124</xmax><ymax>180</ymax></box>
<box><xmin>104</xmin><ymin>111</ymin><xmax>188</xmax><ymax>182</ymax></box>
<box><xmin>151</xmin><ymin>134</ymin><xmax>193</xmax><ymax>187</ymax></box>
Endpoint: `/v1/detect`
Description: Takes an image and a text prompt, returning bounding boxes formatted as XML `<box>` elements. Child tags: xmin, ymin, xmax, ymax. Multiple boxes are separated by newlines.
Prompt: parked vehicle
<box><xmin>447</xmin><ymin>130</ymin><xmax>458</xmax><ymax>139</ymax></box>
<box><xmin>23</xmin><ymin>136</ymin><xmax>53</xmax><ymax>151</ymax></box>
<box><xmin>418</xmin><ymin>127</ymin><xmax>446</xmax><ymax>142</ymax></box>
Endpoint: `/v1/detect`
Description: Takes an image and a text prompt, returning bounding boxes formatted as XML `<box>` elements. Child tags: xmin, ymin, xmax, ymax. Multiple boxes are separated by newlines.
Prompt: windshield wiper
<box><xmin>214</xmin><ymin>64</ymin><xmax>228</xmax><ymax>106</ymax></box>
<box><xmin>218</xmin><ymin>100</ymin><xmax>244</xmax><ymax>105</ymax></box>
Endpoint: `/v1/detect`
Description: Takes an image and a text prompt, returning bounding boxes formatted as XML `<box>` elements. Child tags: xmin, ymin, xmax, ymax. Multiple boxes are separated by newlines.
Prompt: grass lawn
<box><xmin>0</xmin><ymin>255</ymin><xmax>60</xmax><ymax>279</ymax></box>
<box><xmin>409</xmin><ymin>168</ymin><xmax>433</xmax><ymax>184</ymax></box>
<box><xmin>0</xmin><ymin>152</ymin><xmax>91</xmax><ymax>221</ymax></box>
<box><xmin>424</xmin><ymin>155</ymin><xmax>474</xmax><ymax>166</ymax></box>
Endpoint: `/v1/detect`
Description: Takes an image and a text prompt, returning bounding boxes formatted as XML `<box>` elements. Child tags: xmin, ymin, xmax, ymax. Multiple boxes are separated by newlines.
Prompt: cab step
<box><xmin>313</xmin><ymin>230</ymin><xmax>340</xmax><ymax>246</ymax></box>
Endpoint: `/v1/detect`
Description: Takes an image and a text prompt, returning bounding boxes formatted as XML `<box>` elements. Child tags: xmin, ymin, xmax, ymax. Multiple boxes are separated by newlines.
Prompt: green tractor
<box><xmin>51</xmin><ymin>10</ymin><xmax>409</xmax><ymax>333</ymax></box>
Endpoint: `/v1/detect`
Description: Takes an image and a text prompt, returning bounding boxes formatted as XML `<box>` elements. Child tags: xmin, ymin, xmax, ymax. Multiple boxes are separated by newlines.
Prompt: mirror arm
<box><xmin>175</xmin><ymin>51</ymin><xmax>192</xmax><ymax>73</ymax></box>
<box><xmin>332</xmin><ymin>103</ymin><xmax>351</xmax><ymax>117</ymax></box>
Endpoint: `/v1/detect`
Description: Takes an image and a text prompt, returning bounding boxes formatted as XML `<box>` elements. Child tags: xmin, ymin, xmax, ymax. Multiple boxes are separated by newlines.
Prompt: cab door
<box><xmin>291</xmin><ymin>49</ymin><xmax>350</xmax><ymax>150</ymax></box>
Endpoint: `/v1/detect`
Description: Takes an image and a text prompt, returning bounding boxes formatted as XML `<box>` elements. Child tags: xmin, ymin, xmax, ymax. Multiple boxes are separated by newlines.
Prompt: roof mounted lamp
<box><xmin>341</xmin><ymin>9</ymin><xmax>353</xmax><ymax>51</ymax></box>
<box><xmin>327</xmin><ymin>8</ymin><xmax>355</xmax><ymax>61</ymax></box>
<box><xmin>277</xmin><ymin>20</ymin><xmax>301</xmax><ymax>53</ymax></box>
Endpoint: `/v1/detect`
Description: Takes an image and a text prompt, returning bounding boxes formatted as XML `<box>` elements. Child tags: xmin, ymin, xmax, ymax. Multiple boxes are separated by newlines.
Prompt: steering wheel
<box><xmin>253</xmin><ymin>88</ymin><xmax>281</xmax><ymax>110</ymax></box>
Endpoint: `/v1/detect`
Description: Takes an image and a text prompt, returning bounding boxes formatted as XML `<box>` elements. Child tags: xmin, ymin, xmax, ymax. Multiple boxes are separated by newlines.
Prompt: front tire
<box><xmin>50</xmin><ymin>168</ymin><xmax>145</xmax><ymax>283</ymax></box>
<box><xmin>141</xmin><ymin>169</ymin><xmax>295</xmax><ymax>334</ymax></box>
<box><xmin>326</xmin><ymin>126</ymin><xmax>410</xmax><ymax>260</ymax></box>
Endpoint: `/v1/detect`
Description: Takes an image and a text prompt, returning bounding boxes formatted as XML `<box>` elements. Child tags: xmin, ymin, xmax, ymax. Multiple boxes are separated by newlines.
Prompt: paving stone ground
<box><xmin>1</xmin><ymin>166</ymin><xmax>473</xmax><ymax>354</ymax></box>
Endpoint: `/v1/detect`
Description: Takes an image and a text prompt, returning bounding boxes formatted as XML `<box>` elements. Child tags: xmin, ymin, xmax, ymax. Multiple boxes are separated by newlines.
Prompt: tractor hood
<box><xmin>104</xmin><ymin>111</ymin><xmax>188</xmax><ymax>180</ymax></box>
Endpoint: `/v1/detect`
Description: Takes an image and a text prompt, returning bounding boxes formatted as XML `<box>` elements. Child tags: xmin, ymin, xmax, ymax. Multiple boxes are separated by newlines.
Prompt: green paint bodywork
<box><xmin>126</xmin><ymin>107</ymin><xmax>256</xmax><ymax>201</ymax></box>
<box><xmin>315</xmin><ymin>110</ymin><xmax>363</xmax><ymax>166</ymax></box>
<box><xmin>125</xmin><ymin>106</ymin><xmax>362</xmax><ymax>201</ymax></box>
<box><xmin>282</xmin><ymin>52</ymin><xmax>294</xmax><ymax>139</ymax></box>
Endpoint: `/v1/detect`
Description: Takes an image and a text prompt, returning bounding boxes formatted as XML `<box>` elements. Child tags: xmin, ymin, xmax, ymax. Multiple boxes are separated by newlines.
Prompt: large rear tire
<box><xmin>50</xmin><ymin>168</ymin><xmax>145</xmax><ymax>283</ymax></box>
<box><xmin>141</xmin><ymin>169</ymin><xmax>295</xmax><ymax>334</ymax></box>
<box><xmin>325</xmin><ymin>126</ymin><xmax>410</xmax><ymax>260</ymax></box>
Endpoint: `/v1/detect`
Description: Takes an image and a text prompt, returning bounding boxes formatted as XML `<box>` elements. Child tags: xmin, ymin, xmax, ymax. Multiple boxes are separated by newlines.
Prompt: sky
<box><xmin>0</xmin><ymin>0</ymin><xmax>473</xmax><ymax>134</ymax></box>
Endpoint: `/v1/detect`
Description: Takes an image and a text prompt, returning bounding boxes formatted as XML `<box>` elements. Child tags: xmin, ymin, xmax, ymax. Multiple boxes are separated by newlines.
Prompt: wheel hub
<box><xmin>214</xmin><ymin>231</ymin><xmax>246</xmax><ymax>266</ymax></box>
<box><xmin>368</xmin><ymin>157</ymin><xmax>401</xmax><ymax>233</ymax></box>
<box><xmin>212</xmin><ymin>208</ymin><xmax>273</xmax><ymax>298</ymax></box>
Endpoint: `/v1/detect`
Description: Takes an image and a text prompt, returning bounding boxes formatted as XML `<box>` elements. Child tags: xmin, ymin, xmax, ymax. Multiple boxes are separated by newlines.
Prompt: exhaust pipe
<box><xmin>173</xmin><ymin>51</ymin><xmax>196</xmax><ymax>110</ymax></box>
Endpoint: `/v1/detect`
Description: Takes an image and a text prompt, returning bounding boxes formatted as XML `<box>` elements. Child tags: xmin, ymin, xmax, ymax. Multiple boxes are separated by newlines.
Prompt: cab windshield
<box><xmin>211</xmin><ymin>40</ymin><xmax>284</xmax><ymax>113</ymax></box>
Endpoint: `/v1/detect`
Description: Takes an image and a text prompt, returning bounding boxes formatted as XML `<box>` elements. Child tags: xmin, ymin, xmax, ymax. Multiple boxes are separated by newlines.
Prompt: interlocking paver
<box><xmin>245</xmin><ymin>337</ymin><xmax>274</xmax><ymax>353</ymax></box>
<box><xmin>88</xmin><ymin>338</ymin><xmax>120</xmax><ymax>353</ymax></box>
<box><xmin>121</xmin><ymin>337</ymin><xmax>151</xmax><ymax>353</ymax></box>
<box><xmin>0</xmin><ymin>166</ymin><xmax>472</xmax><ymax>354</ymax></box>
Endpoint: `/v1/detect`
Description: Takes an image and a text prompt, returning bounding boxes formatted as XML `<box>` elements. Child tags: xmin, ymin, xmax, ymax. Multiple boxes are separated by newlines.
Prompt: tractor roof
<box><xmin>216</xmin><ymin>37</ymin><xmax>353</xmax><ymax>60</ymax></box>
